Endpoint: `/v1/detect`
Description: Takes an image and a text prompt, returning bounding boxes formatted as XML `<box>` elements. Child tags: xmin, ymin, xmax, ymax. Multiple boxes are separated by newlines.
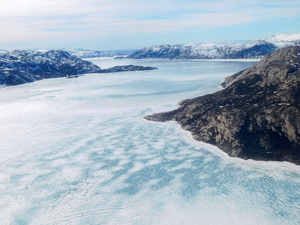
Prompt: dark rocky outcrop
<box><xmin>145</xmin><ymin>46</ymin><xmax>300</xmax><ymax>165</ymax></box>
<box><xmin>99</xmin><ymin>65</ymin><xmax>157</xmax><ymax>73</ymax></box>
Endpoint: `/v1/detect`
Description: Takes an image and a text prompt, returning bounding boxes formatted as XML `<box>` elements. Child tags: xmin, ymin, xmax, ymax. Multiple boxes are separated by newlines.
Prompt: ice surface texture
<box><xmin>0</xmin><ymin>58</ymin><xmax>299</xmax><ymax>225</ymax></box>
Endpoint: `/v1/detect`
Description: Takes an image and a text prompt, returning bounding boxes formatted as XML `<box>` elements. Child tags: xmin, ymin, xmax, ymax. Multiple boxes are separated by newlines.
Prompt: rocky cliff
<box><xmin>145</xmin><ymin>46</ymin><xmax>300</xmax><ymax>165</ymax></box>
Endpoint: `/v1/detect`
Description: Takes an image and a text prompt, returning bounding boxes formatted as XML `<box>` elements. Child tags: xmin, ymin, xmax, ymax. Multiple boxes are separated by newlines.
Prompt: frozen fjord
<box><xmin>0</xmin><ymin>58</ymin><xmax>299</xmax><ymax>225</ymax></box>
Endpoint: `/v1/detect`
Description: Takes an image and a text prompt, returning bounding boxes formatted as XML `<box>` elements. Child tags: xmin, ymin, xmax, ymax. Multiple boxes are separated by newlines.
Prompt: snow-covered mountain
<box><xmin>67</xmin><ymin>49</ymin><xmax>136</xmax><ymax>58</ymax></box>
<box><xmin>263</xmin><ymin>33</ymin><xmax>300</xmax><ymax>48</ymax></box>
<box><xmin>0</xmin><ymin>49</ymin><xmax>157</xmax><ymax>86</ymax></box>
<box><xmin>68</xmin><ymin>49</ymin><xmax>119</xmax><ymax>58</ymax></box>
<box><xmin>0</xmin><ymin>50</ymin><xmax>101</xmax><ymax>86</ymax></box>
<box><xmin>129</xmin><ymin>41</ymin><xmax>276</xmax><ymax>59</ymax></box>
<box><xmin>129</xmin><ymin>33</ymin><xmax>300</xmax><ymax>59</ymax></box>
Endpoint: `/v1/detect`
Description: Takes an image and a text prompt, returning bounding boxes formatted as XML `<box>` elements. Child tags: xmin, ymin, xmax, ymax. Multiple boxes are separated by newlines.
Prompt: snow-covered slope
<box><xmin>0</xmin><ymin>50</ymin><xmax>101</xmax><ymax>86</ymax></box>
<box><xmin>129</xmin><ymin>33</ymin><xmax>300</xmax><ymax>59</ymax></box>
<box><xmin>68</xmin><ymin>49</ymin><xmax>119</xmax><ymax>58</ymax></box>
<box><xmin>67</xmin><ymin>49</ymin><xmax>136</xmax><ymax>58</ymax></box>
<box><xmin>262</xmin><ymin>33</ymin><xmax>300</xmax><ymax>48</ymax></box>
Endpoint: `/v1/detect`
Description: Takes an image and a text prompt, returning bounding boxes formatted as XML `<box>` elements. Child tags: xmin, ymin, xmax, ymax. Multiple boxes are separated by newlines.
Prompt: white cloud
<box><xmin>0</xmin><ymin>0</ymin><xmax>299</xmax><ymax>46</ymax></box>
<box><xmin>0</xmin><ymin>0</ymin><xmax>94</xmax><ymax>17</ymax></box>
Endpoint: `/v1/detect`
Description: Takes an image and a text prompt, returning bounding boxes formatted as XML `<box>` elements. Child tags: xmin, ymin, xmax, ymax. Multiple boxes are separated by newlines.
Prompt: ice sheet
<box><xmin>0</xmin><ymin>59</ymin><xmax>299</xmax><ymax>225</ymax></box>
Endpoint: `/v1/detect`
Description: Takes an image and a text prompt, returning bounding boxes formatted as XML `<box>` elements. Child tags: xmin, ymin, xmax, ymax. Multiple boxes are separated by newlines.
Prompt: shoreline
<box><xmin>169</xmin><ymin>121</ymin><xmax>300</xmax><ymax>172</ymax></box>
<box><xmin>123</xmin><ymin>58</ymin><xmax>261</xmax><ymax>62</ymax></box>
<box><xmin>142</xmin><ymin>116</ymin><xmax>300</xmax><ymax>172</ymax></box>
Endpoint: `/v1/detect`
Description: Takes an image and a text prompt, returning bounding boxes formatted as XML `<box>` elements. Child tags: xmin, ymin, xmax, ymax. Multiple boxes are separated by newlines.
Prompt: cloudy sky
<box><xmin>0</xmin><ymin>0</ymin><xmax>299</xmax><ymax>50</ymax></box>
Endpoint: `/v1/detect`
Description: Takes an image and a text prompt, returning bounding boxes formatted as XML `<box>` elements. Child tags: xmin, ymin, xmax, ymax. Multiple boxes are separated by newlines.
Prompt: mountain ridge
<box><xmin>129</xmin><ymin>33</ymin><xmax>300</xmax><ymax>59</ymax></box>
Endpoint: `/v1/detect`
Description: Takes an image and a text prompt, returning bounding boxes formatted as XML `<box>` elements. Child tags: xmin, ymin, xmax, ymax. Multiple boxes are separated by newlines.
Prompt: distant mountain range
<box><xmin>67</xmin><ymin>49</ymin><xmax>136</xmax><ymax>58</ymax></box>
<box><xmin>129</xmin><ymin>33</ymin><xmax>300</xmax><ymax>59</ymax></box>
<box><xmin>0</xmin><ymin>49</ymin><xmax>136</xmax><ymax>59</ymax></box>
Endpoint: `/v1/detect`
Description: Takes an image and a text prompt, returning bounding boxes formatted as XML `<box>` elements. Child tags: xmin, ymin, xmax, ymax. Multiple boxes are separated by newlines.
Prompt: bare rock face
<box><xmin>145</xmin><ymin>46</ymin><xmax>300</xmax><ymax>165</ymax></box>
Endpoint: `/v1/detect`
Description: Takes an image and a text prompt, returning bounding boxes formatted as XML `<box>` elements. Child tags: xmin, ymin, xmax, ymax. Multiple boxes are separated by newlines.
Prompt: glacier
<box><xmin>0</xmin><ymin>58</ymin><xmax>299</xmax><ymax>225</ymax></box>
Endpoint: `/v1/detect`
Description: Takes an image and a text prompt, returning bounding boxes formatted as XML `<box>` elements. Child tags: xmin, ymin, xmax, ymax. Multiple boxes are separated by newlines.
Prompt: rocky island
<box><xmin>145</xmin><ymin>46</ymin><xmax>300</xmax><ymax>165</ymax></box>
<box><xmin>0</xmin><ymin>50</ymin><xmax>157</xmax><ymax>86</ymax></box>
<box><xmin>99</xmin><ymin>65</ymin><xmax>157</xmax><ymax>73</ymax></box>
